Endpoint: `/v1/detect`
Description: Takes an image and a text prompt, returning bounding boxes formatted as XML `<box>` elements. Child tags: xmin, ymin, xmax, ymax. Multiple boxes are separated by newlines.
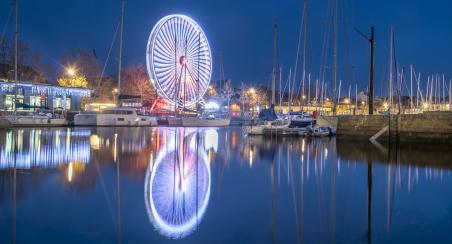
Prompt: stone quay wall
<box><xmin>336</xmin><ymin>112</ymin><xmax>452</xmax><ymax>141</ymax></box>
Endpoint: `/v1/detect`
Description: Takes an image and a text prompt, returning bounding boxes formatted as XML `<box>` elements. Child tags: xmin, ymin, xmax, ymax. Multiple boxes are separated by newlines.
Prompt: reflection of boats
<box><xmin>181</xmin><ymin>116</ymin><xmax>230</xmax><ymax>127</ymax></box>
<box><xmin>144</xmin><ymin>128</ymin><xmax>211</xmax><ymax>238</ymax></box>
<box><xmin>74</xmin><ymin>107</ymin><xmax>157</xmax><ymax>126</ymax></box>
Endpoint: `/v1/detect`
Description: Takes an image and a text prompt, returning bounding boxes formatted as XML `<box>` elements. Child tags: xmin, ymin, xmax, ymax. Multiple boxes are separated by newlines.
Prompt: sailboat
<box><xmin>74</xmin><ymin>0</ymin><xmax>157</xmax><ymax>127</ymax></box>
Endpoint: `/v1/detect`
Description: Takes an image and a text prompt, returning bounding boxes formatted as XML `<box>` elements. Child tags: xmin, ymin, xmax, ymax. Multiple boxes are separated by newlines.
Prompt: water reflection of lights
<box><xmin>204</xmin><ymin>129</ymin><xmax>218</xmax><ymax>152</ymax></box>
<box><xmin>145</xmin><ymin>128</ymin><xmax>212</xmax><ymax>239</ymax></box>
<box><xmin>0</xmin><ymin>129</ymin><xmax>91</xmax><ymax>169</ymax></box>
<box><xmin>249</xmin><ymin>148</ymin><xmax>254</xmax><ymax>167</ymax></box>
<box><xmin>67</xmin><ymin>162</ymin><xmax>73</xmax><ymax>182</ymax></box>
<box><xmin>65</xmin><ymin>161</ymin><xmax>87</xmax><ymax>183</ymax></box>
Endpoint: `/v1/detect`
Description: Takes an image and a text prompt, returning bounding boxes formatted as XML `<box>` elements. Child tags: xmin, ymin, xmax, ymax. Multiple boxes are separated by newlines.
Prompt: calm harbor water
<box><xmin>0</xmin><ymin>127</ymin><xmax>451</xmax><ymax>243</ymax></box>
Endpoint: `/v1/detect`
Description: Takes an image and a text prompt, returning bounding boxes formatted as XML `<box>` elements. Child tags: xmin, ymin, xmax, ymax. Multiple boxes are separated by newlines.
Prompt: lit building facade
<box><xmin>0</xmin><ymin>80</ymin><xmax>91</xmax><ymax>111</ymax></box>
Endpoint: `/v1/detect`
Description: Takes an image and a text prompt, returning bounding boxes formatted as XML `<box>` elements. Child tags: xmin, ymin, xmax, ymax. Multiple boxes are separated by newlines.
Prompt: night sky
<box><xmin>1</xmin><ymin>0</ymin><xmax>452</xmax><ymax>95</ymax></box>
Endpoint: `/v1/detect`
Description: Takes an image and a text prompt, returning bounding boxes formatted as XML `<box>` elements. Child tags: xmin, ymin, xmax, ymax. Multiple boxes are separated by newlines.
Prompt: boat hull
<box><xmin>244</xmin><ymin>124</ymin><xmax>266</xmax><ymax>135</ymax></box>
<box><xmin>167</xmin><ymin>117</ymin><xmax>182</xmax><ymax>126</ymax></box>
<box><xmin>3</xmin><ymin>116</ymin><xmax>67</xmax><ymax>127</ymax></box>
<box><xmin>264</xmin><ymin>127</ymin><xmax>308</xmax><ymax>136</ymax></box>
<box><xmin>0</xmin><ymin>118</ymin><xmax>12</xmax><ymax>128</ymax></box>
<box><xmin>74</xmin><ymin>114</ymin><xmax>157</xmax><ymax>127</ymax></box>
<box><xmin>181</xmin><ymin>118</ymin><xmax>230</xmax><ymax>127</ymax></box>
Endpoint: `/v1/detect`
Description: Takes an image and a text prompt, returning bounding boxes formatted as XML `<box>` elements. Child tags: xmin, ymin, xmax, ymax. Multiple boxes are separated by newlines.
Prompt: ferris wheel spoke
<box><xmin>184</xmin><ymin>66</ymin><xmax>201</xmax><ymax>98</ymax></box>
<box><xmin>157</xmin><ymin>25</ymin><xmax>175</xmax><ymax>57</ymax></box>
<box><xmin>155</xmin><ymin>38</ymin><xmax>174</xmax><ymax>59</ymax></box>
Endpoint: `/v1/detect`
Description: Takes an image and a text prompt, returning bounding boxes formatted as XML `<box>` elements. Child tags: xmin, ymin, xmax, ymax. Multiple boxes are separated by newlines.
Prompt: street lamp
<box><xmin>66</xmin><ymin>66</ymin><xmax>76</xmax><ymax>77</ymax></box>
<box><xmin>113</xmin><ymin>88</ymin><xmax>119</xmax><ymax>104</ymax></box>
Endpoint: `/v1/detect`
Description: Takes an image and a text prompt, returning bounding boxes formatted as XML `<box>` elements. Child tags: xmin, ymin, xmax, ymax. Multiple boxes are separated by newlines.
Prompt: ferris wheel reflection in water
<box><xmin>145</xmin><ymin>128</ymin><xmax>216</xmax><ymax>239</ymax></box>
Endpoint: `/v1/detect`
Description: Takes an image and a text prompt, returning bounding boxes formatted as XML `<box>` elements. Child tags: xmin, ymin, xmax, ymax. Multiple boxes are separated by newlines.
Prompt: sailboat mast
<box><xmin>197</xmin><ymin>32</ymin><xmax>201</xmax><ymax>110</ymax></box>
<box><xmin>117</xmin><ymin>0</ymin><xmax>125</xmax><ymax>105</ymax></box>
<box><xmin>14</xmin><ymin>0</ymin><xmax>18</xmax><ymax>114</ymax></box>
<box><xmin>410</xmin><ymin>64</ymin><xmax>413</xmax><ymax>108</ymax></box>
<box><xmin>307</xmin><ymin>73</ymin><xmax>311</xmax><ymax>107</ymax></box>
<box><xmin>174</xmin><ymin>36</ymin><xmax>178</xmax><ymax>114</ymax></box>
<box><xmin>288</xmin><ymin>67</ymin><xmax>292</xmax><ymax>113</ymax></box>
<box><xmin>389</xmin><ymin>27</ymin><xmax>394</xmax><ymax>112</ymax></box>
<box><xmin>272</xmin><ymin>23</ymin><xmax>277</xmax><ymax>105</ymax></box>
<box><xmin>279</xmin><ymin>66</ymin><xmax>282</xmax><ymax>111</ymax></box>
<box><xmin>332</xmin><ymin>0</ymin><xmax>338</xmax><ymax>115</ymax></box>
<box><xmin>449</xmin><ymin>80</ymin><xmax>452</xmax><ymax>110</ymax></box>
<box><xmin>301</xmin><ymin>0</ymin><xmax>308</xmax><ymax>106</ymax></box>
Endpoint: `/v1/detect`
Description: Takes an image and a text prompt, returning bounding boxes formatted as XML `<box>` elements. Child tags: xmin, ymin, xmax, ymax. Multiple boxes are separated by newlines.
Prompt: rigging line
<box><xmin>319</xmin><ymin>0</ymin><xmax>333</xmax><ymax>86</ymax></box>
<box><xmin>95</xmin><ymin>19</ymin><xmax>120</xmax><ymax>97</ymax></box>
<box><xmin>291</xmin><ymin>2</ymin><xmax>305</xmax><ymax>106</ymax></box>
<box><xmin>0</xmin><ymin>7</ymin><xmax>13</xmax><ymax>42</ymax></box>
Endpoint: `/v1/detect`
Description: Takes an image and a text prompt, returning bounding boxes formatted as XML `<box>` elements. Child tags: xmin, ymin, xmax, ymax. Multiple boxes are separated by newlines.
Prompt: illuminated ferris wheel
<box><xmin>146</xmin><ymin>14</ymin><xmax>212</xmax><ymax>107</ymax></box>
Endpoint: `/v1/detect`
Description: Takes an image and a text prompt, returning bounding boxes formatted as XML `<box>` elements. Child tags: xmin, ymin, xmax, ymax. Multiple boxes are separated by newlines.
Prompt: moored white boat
<box><xmin>74</xmin><ymin>107</ymin><xmax>157</xmax><ymax>126</ymax></box>
<box><xmin>289</xmin><ymin>112</ymin><xmax>316</xmax><ymax>128</ymax></box>
<box><xmin>1</xmin><ymin>113</ymin><xmax>67</xmax><ymax>127</ymax></box>
<box><xmin>308</xmin><ymin>124</ymin><xmax>332</xmax><ymax>137</ymax></box>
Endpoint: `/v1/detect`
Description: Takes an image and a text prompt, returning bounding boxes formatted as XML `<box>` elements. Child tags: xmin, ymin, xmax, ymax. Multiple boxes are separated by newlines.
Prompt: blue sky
<box><xmin>1</xmin><ymin>0</ymin><xmax>452</xmax><ymax>95</ymax></box>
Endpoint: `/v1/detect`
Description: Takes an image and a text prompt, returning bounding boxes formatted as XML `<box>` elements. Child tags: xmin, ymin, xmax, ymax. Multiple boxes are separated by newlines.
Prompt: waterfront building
<box><xmin>0</xmin><ymin>80</ymin><xmax>91</xmax><ymax>112</ymax></box>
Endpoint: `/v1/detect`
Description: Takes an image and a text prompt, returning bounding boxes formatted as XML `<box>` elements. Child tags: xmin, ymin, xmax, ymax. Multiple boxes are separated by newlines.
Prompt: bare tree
<box><xmin>121</xmin><ymin>64</ymin><xmax>157</xmax><ymax>103</ymax></box>
<box><xmin>0</xmin><ymin>37</ymin><xmax>49</xmax><ymax>82</ymax></box>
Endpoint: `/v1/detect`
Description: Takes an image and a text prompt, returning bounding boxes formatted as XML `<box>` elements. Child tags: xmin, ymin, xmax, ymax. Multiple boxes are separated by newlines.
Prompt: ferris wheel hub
<box><xmin>179</xmin><ymin>56</ymin><xmax>186</xmax><ymax>66</ymax></box>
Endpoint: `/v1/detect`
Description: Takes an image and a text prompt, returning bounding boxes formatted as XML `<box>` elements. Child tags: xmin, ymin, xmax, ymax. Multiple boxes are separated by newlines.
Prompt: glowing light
<box><xmin>249</xmin><ymin>149</ymin><xmax>254</xmax><ymax>167</ymax></box>
<box><xmin>204</xmin><ymin>129</ymin><xmax>218</xmax><ymax>152</ymax></box>
<box><xmin>90</xmin><ymin>134</ymin><xmax>100</xmax><ymax>150</ymax></box>
<box><xmin>114</xmin><ymin>133</ymin><xmax>118</xmax><ymax>163</ymax></box>
<box><xmin>344</xmin><ymin>98</ymin><xmax>350</xmax><ymax>104</ymax></box>
<box><xmin>249</xmin><ymin>88</ymin><xmax>255</xmax><ymax>94</ymax></box>
<box><xmin>301</xmin><ymin>138</ymin><xmax>305</xmax><ymax>154</ymax></box>
<box><xmin>383</xmin><ymin>102</ymin><xmax>389</xmax><ymax>108</ymax></box>
<box><xmin>146</xmin><ymin>15</ymin><xmax>212</xmax><ymax>107</ymax></box>
<box><xmin>67</xmin><ymin>162</ymin><xmax>73</xmax><ymax>182</ymax></box>
<box><xmin>66</xmin><ymin>66</ymin><xmax>76</xmax><ymax>77</ymax></box>
<box><xmin>423</xmin><ymin>102</ymin><xmax>429</xmax><ymax>109</ymax></box>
